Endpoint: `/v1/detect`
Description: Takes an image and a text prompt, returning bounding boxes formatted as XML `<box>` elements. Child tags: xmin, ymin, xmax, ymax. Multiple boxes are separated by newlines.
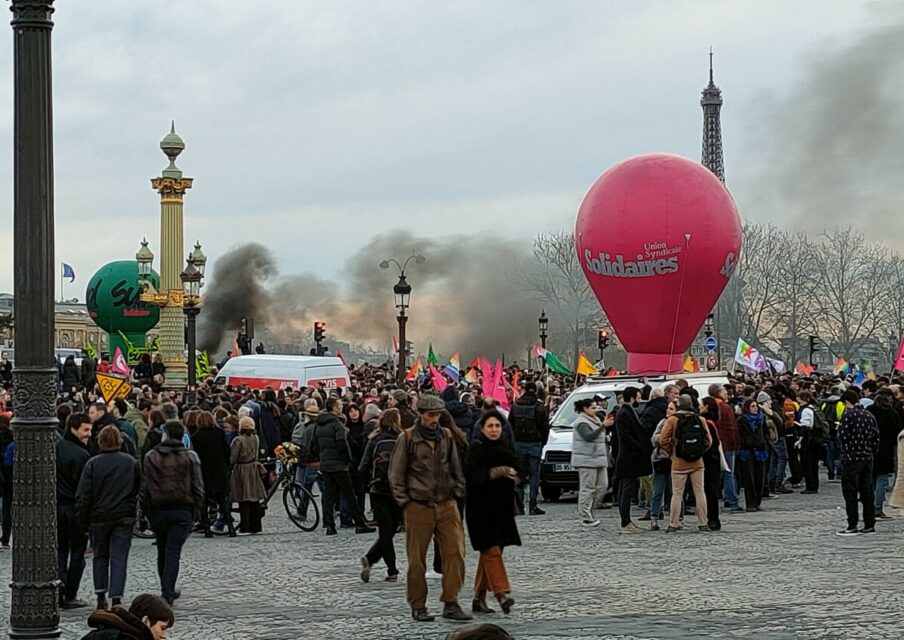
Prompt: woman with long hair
<box><xmin>571</xmin><ymin>397</ymin><xmax>610</xmax><ymax>528</ymax></box>
<box><xmin>466</xmin><ymin>410</ymin><xmax>521</xmax><ymax>615</ymax></box>
<box><xmin>192</xmin><ymin>411</ymin><xmax>235</xmax><ymax>537</ymax></box>
<box><xmin>649</xmin><ymin>399</ymin><xmax>678</xmax><ymax>531</ymax></box>
<box><xmin>699</xmin><ymin>396</ymin><xmax>723</xmax><ymax>531</ymax></box>
<box><xmin>358</xmin><ymin>408</ymin><xmax>403</xmax><ymax>582</ymax></box>
<box><xmin>230</xmin><ymin>417</ymin><xmax>266</xmax><ymax>534</ymax></box>
<box><xmin>344</xmin><ymin>403</ymin><xmax>368</xmax><ymax>520</ymax></box>
<box><xmin>737</xmin><ymin>397</ymin><xmax>768</xmax><ymax>512</ymax></box>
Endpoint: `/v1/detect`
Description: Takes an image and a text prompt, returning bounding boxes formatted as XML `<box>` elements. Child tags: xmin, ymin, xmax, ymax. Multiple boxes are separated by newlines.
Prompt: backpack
<box><xmin>808</xmin><ymin>405</ymin><xmax>830</xmax><ymax>445</ymax></box>
<box><xmin>674</xmin><ymin>414</ymin><xmax>707</xmax><ymax>462</ymax></box>
<box><xmin>369</xmin><ymin>437</ymin><xmax>397</xmax><ymax>493</ymax></box>
<box><xmin>510</xmin><ymin>402</ymin><xmax>539</xmax><ymax>441</ymax></box>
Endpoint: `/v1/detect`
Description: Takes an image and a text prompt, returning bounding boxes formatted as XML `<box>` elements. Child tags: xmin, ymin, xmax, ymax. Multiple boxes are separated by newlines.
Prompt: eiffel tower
<box><xmin>701</xmin><ymin>48</ymin><xmax>725</xmax><ymax>183</ymax></box>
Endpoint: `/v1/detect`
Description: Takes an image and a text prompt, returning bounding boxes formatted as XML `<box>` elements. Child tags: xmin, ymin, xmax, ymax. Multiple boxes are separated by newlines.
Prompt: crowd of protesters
<box><xmin>0</xmin><ymin>352</ymin><xmax>902</xmax><ymax>633</ymax></box>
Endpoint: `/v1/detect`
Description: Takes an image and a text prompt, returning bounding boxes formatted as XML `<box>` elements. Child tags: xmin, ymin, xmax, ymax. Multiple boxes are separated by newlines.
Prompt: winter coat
<box><xmin>258</xmin><ymin>403</ymin><xmax>282</xmax><ymax>455</ymax></box>
<box><xmin>866</xmin><ymin>404</ymin><xmax>904</xmax><ymax>475</ymax></box>
<box><xmin>142</xmin><ymin>439</ymin><xmax>205</xmax><ymax>515</ymax></box>
<box><xmin>571</xmin><ymin>413</ymin><xmax>608</xmax><ymax>469</ymax></box>
<box><xmin>311</xmin><ymin>412</ymin><xmax>352</xmax><ymax>472</ymax></box>
<box><xmin>80</xmin><ymin>606</ymin><xmax>156</xmax><ymax>640</ymax></box>
<box><xmin>358</xmin><ymin>430</ymin><xmax>398</xmax><ymax>496</ymax></box>
<box><xmin>465</xmin><ymin>436</ymin><xmax>522</xmax><ymax>552</ymax></box>
<box><xmin>191</xmin><ymin>427</ymin><xmax>231</xmax><ymax>498</ymax></box>
<box><xmin>75</xmin><ymin>451</ymin><xmax>140</xmax><ymax>527</ymax></box>
<box><xmin>56</xmin><ymin>431</ymin><xmax>90</xmax><ymax>505</ymax></box>
<box><xmin>61</xmin><ymin>360</ymin><xmax>80</xmax><ymax>388</ymax></box>
<box><xmin>80</xmin><ymin>356</ymin><xmax>97</xmax><ymax>386</ymax></box>
<box><xmin>838</xmin><ymin>404</ymin><xmax>881</xmax><ymax>463</ymax></box>
<box><xmin>230</xmin><ymin>433</ymin><xmax>266</xmax><ymax>502</ymax></box>
<box><xmin>715</xmin><ymin>400</ymin><xmax>740</xmax><ymax>451</ymax></box>
<box><xmin>389</xmin><ymin>423</ymin><xmax>465</xmax><ymax>508</ymax></box>
<box><xmin>509</xmin><ymin>393</ymin><xmax>549</xmax><ymax>444</ymax></box>
<box><xmin>346</xmin><ymin>419</ymin><xmax>366</xmax><ymax>468</ymax></box>
<box><xmin>737</xmin><ymin>413</ymin><xmax>768</xmax><ymax>453</ymax></box>
<box><xmin>123</xmin><ymin>406</ymin><xmax>149</xmax><ymax>451</ymax></box>
<box><xmin>442</xmin><ymin>387</ymin><xmax>477</xmax><ymax>435</ymax></box>
<box><xmin>659</xmin><ymin>412</ymin><xmax>713</xmax><ymax>472</ymax></box>
<box><xmin>640</xmin><ymin>397</ymin><xmax>668</xmax><ymax>434</ymax></box>
<box><xmin>614</xmin><ymin>404</ymin><xmax>652</xmax><ymax>478</ymax></box>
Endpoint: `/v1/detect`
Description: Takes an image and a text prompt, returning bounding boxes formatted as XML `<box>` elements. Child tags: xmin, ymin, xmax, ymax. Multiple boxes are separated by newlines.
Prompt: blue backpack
<box><xmin>2</xmin><ymin>442</ymin><xmax>15</xmax><ymax>470</ymax></box>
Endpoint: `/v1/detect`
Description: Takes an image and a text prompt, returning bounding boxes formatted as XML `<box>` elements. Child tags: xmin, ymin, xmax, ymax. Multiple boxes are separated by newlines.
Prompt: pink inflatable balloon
<box><xmin>575</xmin><ymin>153</ymin><xmax>742</xmax><ymax>374</ymax></box>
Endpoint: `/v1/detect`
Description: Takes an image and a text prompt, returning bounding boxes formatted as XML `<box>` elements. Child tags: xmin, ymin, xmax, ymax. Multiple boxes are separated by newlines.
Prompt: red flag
<box><xmin>428</xmin><ymin>364</ymin><xmax>448</xmax><ymax>392</ymax></box>
<box><xmin>491</xmin><ymin>359</ymin><xmax>509</xmax><ymax>410</ymax></box>
<box><xmin>392</xmin><ymin>336</ymin><xmax>400</xmax><ymax>354</ymax></box>
<box><xmin>512</xmin><ymin>370</ymin><xmax>522</xmax><ymax>399</ymax></box>
<box><xmin>893</xmin><ymin>337</ymin><xmax>904</xmax><ymax>372</ymax></box>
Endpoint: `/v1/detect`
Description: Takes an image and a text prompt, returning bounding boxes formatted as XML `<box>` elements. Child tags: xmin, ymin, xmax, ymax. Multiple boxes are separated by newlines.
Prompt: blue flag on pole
<box><xmin>61</xmin><ymin>263</ymin><xmax>75</xmax><ymax>282</ymax></box>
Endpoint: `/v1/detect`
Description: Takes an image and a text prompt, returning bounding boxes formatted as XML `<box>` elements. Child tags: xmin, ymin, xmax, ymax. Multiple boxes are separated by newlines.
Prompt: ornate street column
<box><xmin>151</xmin><ymin>124</ymin><xmax>192</xmax><ymax>388</ymax></box>
<box><xmin>9</xmin><ymin>0</ymin><xmax>62</xmax><ymax>637</ymax></box>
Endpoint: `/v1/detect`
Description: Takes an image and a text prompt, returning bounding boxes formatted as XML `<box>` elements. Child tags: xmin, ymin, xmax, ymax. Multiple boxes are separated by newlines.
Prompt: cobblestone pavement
<box><xmin>1</xmin><ymin>478</ymin><xmax>902</xmax><ymax>639</ymax></box>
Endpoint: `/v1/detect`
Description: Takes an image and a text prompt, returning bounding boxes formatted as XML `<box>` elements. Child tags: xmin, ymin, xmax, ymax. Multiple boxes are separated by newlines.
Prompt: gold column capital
<box><xmin>151</xmin><ymin>176</ymin><xmax>193</xmax><ymax>202</ymax></box>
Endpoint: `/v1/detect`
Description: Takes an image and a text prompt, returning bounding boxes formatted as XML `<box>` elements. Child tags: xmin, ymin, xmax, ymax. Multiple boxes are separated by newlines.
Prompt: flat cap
<box><xmin>416</xmin><ymin>394</ymin><xmax>445</xmax><ymax>413</ymax></box>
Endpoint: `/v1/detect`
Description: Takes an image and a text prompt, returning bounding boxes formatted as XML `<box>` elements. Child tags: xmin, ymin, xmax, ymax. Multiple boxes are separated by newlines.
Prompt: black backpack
<box><xmin>370</xmin><ymin>436</ymin><xmax>397</xmax><ymax>493</ymax></box>
<box><xmin>510</xmin><ymin>402</ymin><xmax>539</xmax><ymax>441</ymax></box>
<box><xmin>674</xmin><ymin>414</ymin><xmax>707</xmax><ymax>462</ymax></box>
<box><xmin>808</xmin><ymin>405</ymin><xmax>830</xmax><ymax>445</ymax></box>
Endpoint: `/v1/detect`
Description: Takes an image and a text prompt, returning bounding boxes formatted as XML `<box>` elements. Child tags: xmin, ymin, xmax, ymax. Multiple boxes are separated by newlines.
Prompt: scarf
<box><xmin>742</xmin><ymin>412</ymin><xmax>764</xmax><ymax>430</ymax></box>
<box><xmin>415</xmin><ymin>421</ymin><xmax>440</xmax><ymax>441</ymax></box>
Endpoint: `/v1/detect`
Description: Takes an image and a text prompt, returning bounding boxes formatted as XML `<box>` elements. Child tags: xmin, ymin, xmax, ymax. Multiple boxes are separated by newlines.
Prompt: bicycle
<box><xmin>209</xmin><ymin>456</ymin><xmax>320</xmax><ymax>533</ymax></box>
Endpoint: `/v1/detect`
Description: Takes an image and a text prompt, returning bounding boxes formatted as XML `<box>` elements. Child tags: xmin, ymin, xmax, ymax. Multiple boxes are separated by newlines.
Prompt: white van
<box><xmin>540</xmin><ymin>370</ymin><xmax>730</xmax><ymax>502</ymax></box>
<box><xmin>214</xmin><ymin>355</ymin><xmax>351</xmax><ymax>391</ymax></box>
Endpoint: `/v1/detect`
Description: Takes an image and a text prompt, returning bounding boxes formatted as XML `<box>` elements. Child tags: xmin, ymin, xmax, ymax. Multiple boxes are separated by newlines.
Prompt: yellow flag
<box><xmin>683</xmin><ymin>355</ymin><xmax>695</xmax><ymax>372</ymax></box>
<box><xmin>576</xmin><ymin>352</ymin><xmax>599</xmax><ymax>376</ymax></box>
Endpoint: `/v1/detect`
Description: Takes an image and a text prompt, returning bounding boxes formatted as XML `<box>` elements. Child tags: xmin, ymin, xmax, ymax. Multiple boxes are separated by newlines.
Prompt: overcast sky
<box><xmin>0</xmin><ymin>1</ymin><xmax>887</xmax><ymax>297</ymax></box>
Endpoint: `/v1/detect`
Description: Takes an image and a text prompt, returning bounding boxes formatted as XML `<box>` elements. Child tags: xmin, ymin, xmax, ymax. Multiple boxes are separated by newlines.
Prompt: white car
<box><xmin>539</xmin><ymin>371</ymin><xmax>730</xmax><ymax>502</ymax></box>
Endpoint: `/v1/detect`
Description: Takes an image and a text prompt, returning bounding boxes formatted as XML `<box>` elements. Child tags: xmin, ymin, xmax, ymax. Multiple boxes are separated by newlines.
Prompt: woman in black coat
<box><xmin>191</xmin><ymin>411</ymin><xmax>235</xmax><ymax>537</ymax></box>
<box><xmin>737</xmin><ymin>398</ymin><xmax>768</xmax><ymax>512</ymax></box>
<box><xmin>465</xmin><ymin>410</ymin><xmax>521</xmax><ymax>616</ymax></box>
<box><xmin>867</xmin><ymin>391</ymin><xmax>904</xmax><ymax>517</ymax></box>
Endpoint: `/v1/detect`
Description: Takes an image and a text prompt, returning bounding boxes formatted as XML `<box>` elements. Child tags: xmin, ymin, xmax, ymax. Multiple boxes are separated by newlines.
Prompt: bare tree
<box><xmin>733</xmin><ymin>223</ymin><xmax>787</xmax><ymax>345</ymax></box>
<box><xmin>773</xmin><ymin>230</ymin><xmax>821</xmax><ymax>364</ymax></box>
<box><xmin>515</xmin><ymin>231</ymin><xmax>605</xmax><ymax>366</ymax></box>
<box><xmin>811</xmin><ymin>227</ymin><xmax>892</xmax><ymax>360</ymax></box>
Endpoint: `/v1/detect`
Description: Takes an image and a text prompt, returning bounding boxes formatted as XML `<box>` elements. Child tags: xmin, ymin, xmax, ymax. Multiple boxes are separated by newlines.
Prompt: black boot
<box><xmin>412</xmin><ymin>608</ymin><xmax>435</xmax><ymax>622</ymax></box>
<box><xmin>96</xmin><ymin>593</ymin><xmax>108</xmax><ymax>611</ymax></box>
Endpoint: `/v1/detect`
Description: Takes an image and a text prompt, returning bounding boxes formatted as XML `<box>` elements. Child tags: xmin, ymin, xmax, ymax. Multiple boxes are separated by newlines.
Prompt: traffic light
<box><xmin>598</xmin><ymin>329</ymin><xmax>610</xmax><ymax>351</ymax></box>
<box><xmin>808</xmin><ymin>335</ymin><xmax>819</xmax><ymax>366</ymax></box>
<box><xmin>314</xmin><ymin>321</ymin><xmax>326</xmax><ymax>355</ymax></box>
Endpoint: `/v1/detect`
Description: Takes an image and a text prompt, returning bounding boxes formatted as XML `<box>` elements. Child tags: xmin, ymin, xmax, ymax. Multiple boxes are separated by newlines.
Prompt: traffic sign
<box><xmin>704</xmin><ymin>337</ymin><xmax>717</xmax><ymax>352</ymax></box>
<box><xmin>705</xmin><ymin>354</ymin><xmax>718</xmax><ymax>371</ymax></box>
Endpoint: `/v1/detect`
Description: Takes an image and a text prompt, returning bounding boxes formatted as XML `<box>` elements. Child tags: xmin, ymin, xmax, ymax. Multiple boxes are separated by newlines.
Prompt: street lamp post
<box><xmin>380</xmin><ymin>255</ymin><xmax>425</xmax><ymax>383</ymax></box>
<box><xmin>180</xmin><ymin>242</ymin><xmax>205</xmax><ymax>403</ymax></box>
<box><xmin>9</xmin><ymin>1</ymin><xmax>62</xmax><ymax>637</ymax></box>
<box><xmin>538</xmin><ymin>310</ymin><xmax>548</xmax><ymax>372</ymax></box>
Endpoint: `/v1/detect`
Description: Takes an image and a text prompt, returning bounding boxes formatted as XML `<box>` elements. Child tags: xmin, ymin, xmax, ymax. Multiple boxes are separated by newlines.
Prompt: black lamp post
<box><xmin>380</xmin><ymin>255</ymin><xmax>425</xmax><ymax>383</ymax></box>
<box><xmin>9</xmin><ymin>1</ymin><xmax>61</xmax><ymax>637</ymax></box>
<box><xmin>180</xmin><ymin>244</ymin><xmax>205</xmax><ymax>402</ymax></box>
<box><xmin>538</xmin><ymin>310</ymin><xmax>548</xmax><ymax>349</ymax></box>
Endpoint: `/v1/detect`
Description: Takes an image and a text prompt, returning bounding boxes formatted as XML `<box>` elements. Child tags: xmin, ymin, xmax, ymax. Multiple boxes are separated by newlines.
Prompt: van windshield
<box><xmin>551</xmin><ymin>390</ymin><xmax>617</xmax><ymax>428</ymax></box>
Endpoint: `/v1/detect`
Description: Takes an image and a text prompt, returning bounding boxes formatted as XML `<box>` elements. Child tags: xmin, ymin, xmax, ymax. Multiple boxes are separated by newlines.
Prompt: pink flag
<box><xmin>392</xmin><ymin>336</ymin><xmax>400</xmax><ymax>354</ymax></box>
<box><xmin>428</xmin><ymin>364</ymin><xmax>448</xmax><ymax>392</ymax></box>
<box><xmin>480</xmin><ymin>358</ymin><xmax>494</xmax><ymax>396</ymax></box>
<box><xmin>893</xmin><ymin>337</ymin><xmax>904</xmax><ymax>372</ymax></box>
<box><xmin>112</xmin><ymin>347</ymin><xmax>130</xmax><ymax>377</ymax></box>
<box><xmin>491</xmin><ymin>359</ymin><xmax>509</xmax><ymax>410</ymax></box>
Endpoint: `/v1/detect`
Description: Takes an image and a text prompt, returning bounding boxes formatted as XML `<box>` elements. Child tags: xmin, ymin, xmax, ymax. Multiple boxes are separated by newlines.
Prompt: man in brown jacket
<box><xmin>389</xmin><ymin>394</ymin><xmax>471</xmax><ymax>623</ymax></box>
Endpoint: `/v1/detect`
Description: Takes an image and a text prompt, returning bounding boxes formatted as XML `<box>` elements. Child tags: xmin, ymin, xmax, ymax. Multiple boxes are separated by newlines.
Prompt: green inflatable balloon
<box><xmin>86</xmin><ymin>260</ymin><xmax>160</xmax><ymax>357</ymax></box>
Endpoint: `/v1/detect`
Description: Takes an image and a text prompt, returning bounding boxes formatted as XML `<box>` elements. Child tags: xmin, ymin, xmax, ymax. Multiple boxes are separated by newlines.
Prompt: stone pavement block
<box><xmin>1</xmin><ymin>479</ymin><xmax>901</xmax><ymax>638</ymax></box>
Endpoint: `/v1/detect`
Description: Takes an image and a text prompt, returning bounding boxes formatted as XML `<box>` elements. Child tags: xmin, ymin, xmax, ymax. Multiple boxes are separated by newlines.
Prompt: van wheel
<box><xmin>541</xmin><ymin>486</ymin><xmax>561</xmax><ymax>503</ymax></box>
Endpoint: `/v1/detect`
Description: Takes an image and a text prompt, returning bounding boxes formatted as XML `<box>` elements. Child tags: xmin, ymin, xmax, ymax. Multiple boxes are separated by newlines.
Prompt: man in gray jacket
<box><xmin>571</xmin><ymin>398</ymin><xmax>612</xmax><ymax>527</ymax></box>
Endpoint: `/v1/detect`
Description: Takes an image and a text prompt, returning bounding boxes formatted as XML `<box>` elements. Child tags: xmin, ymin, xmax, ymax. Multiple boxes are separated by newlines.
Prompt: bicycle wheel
<box><xmin>282</xmin><ymin>481</ymin><xmax>320</xmax><ymax>532</ymax></box>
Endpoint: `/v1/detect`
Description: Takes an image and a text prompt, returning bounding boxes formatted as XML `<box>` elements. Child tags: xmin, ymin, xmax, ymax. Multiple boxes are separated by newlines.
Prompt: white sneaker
<box><xmin>425</xmin><ymin>569</ymin><xmax>443</xmax><ymax>580</ymax></box>
<box><xmin>581</xmin><ymin>519</ymin><xmax>601</xmax><ymax>527</ymax></box>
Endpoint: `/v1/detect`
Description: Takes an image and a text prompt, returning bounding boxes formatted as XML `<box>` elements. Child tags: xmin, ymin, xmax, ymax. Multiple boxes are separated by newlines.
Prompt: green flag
<box><xmin>196</xmin><ymin>351</ymin><xmax>211</xmax><ymax>379</ymax></box>
<box><xmin>428</xmin><ymin>343</ymin><xmax>439</xmax><ymax>366</ymax></box>
<box><xmin>85</xmin><ymin>342</ymin><xmax>98</xmax><ymax>360</ymax></box>
<box><xmin>545</xmin><ymin>350</ymin><xmax>572</xmax><ymax>375</ymax></box>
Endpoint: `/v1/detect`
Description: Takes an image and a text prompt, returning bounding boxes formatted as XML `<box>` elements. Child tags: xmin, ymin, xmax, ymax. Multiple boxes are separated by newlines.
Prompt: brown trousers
<box><xmin>404</xmin><ymin>499</ymin><xmax>465</xmax><ymax>610</ymax></box>
<box><xmin>474</xmin><ymin>546</ymin><xmax>510</xmax><ymax>596</ymax></box>
<box><xmin>670</xmin><ymin>468</ymin><xmax>708</xmax><ymax>527</ymax></box>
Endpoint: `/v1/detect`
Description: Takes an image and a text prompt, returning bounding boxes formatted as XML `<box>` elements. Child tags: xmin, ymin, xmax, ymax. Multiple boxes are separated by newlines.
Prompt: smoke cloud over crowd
<box><xmin>199</xmin><ymin>233</ymin><xmax>538</xmax><ymax>360</ymax></box>
<box><xmin>746</xmin><ymin>6</ymin><xmax>904</xmax><ymax>243</ymax></box>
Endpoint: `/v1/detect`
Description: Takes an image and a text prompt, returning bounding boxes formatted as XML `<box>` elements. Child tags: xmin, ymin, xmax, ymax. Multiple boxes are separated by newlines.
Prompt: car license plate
<box><xmin>554</xmin><ymin>463</ymin><xmax>573</xmax><ymax>472</ymax></box>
